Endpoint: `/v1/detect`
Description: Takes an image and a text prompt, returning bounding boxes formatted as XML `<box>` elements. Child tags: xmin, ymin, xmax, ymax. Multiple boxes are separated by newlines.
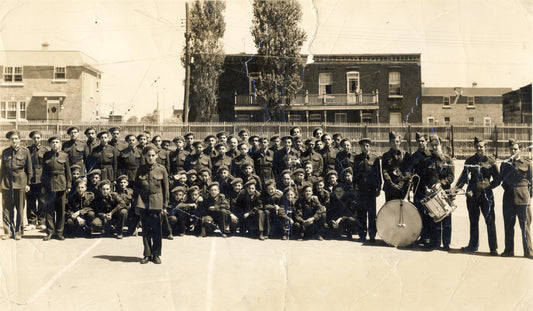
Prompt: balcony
<box><xmin>234</xmin><ymin>90</ymin><xmax>380</xmax><ymax>111</ymax></box>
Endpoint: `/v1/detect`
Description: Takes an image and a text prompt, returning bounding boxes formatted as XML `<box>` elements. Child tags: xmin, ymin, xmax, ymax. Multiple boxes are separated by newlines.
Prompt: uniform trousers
<box><xmin>502</xmin><ymin>191</ymin><xmax>533</xmax><ymax>256</ymax></box>
<box><xmin>45</xmin><ymin>191</ymin><xmax>66</xmax><ymax>236</ymax></box>
<box><xmin>140</xmin><ymin>209</ymin><xmax>162</xmax><ymax>257</ymax></box>
<box><xmin>26</xmin><ymin>184</ymin><xmax>45</xmax><ymax>225</ymax></box>
<box><xmin>466</xmin><ymin>194</ymin><xmax>497</xmax><ymax>251</ymax></box>
<box><xmin>356</xmin><ymin>191</ymin><xmax>377</xmax><ymax>240</ymax></box>
<box><xmin>2</xmin><ymin>188</ymin><xmax>25</xmax><ymax>235</ymax></box>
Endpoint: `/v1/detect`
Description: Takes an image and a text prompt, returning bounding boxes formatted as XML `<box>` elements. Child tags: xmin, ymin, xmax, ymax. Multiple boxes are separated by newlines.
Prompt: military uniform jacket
<box><xmin>231</xmin><ymin>153</ymin><xmax>254</xmax><ymax>178</ymax></box>
<box><xmin>234</xmin><ymin>190</ymin><xmax>263</xmax><ymax>218</ymax></box>
<box><xmin>169</xmin><ymin>149</ymin><xmax>188</xmax><ymax>175</ymax></box>
<box><xmin>262</xmin><ymin>191</ymin><xmax>283</xmax><ymax>212</ymax></box>
<box><xmin>156</xmin><ymin>148</ymin><xmax>170</xmax><ymax>173</ymax></box>
<box><xmin>203</xmin><ymin>193</ymin><xmax>230</xmax><ymax>217</ymax></box>
<box><xmin>301</xmin><ymin>149</ymin><xmax>324</xmax><ymax>177</ymax></box>
<box><xmin>212</xmin><ymin>154</ymin><xmax>232</xmax><ymax>177</ymax></box>
<box><xmin>118</xmin><ymin>146</ymin><xmax>142</xmax><ymax>181</ymax></box>
<box><xmin>382</xmin><ymin>148</ymin><xmax>410</xmax><ymax>193</ymax></box>
<box><xmin>500</xmin><ymin>157</ymin><xmax>532</xmax><ymax>205</ymax></box>
<box><xmin>327</xmin><ymin>194</ymin><xmax>355</xmax><ymax>222</ymax></box>
<box><xmin>254</xmin><ymin>148</ymin><xmax>275</xmax><ymax>181</ymax></box>
<box><xmin>66</xmin><ymin>191</ymin><xmax>95</xmax><ymax>217</ymax></box>
<box><xmin>86</xmin><ymin>139</ymin><xmax>99</xmax><ymax>155</ymax></box>
<box><xmin>116</xmin><ymin>187</ymin><xmax>134</xmax><ymax>209</ymax></box>
<box><xmin>273</xmin><ymin>148</ymin><xmax>299</xmax><ymax>175</ymax></box>
<box><xmin>62</xmin><ymin>139</ymin><xmax>88</xmax><ymax>169</ymax></box>
<box><xmin>417</xmin><ymin>153</ymin><xmax>454</xmax><ymax>197</ymax></box>
<box><xmin>456</xmin><ymin>154</ymin><xmax>500</xmax><ymax>198</ymax></box>
<box><xmin>294</xmin><ymin>196</ymin><xmax>325</xmax><ymax>222</ymax></box>
<box><xmin>1</xmin><ymin>146</ymin><xmax>32</xmax><ymax>190</ymax></box>
<box><xmin>29</xmin><ymin>144</ymin><xmax>48</xmax><ymax>184</ymax></box>
<box><xmin>353</xmin><ymin>152</ymin><xmax>382</xmax><ymax>193</ymax></box>
<box><xmin>87</xmin><ymin>144</ymin><xmax>118</xmax><ymax>181</ymax></box>
<box><xmin>41</xmin><ymin>150</ymin><xmax>71</xmax><ymax>192</ymax></box>
<box><xmin>320</xmin><ymin>147</ymin><xmax>338</xmax><ymax>176</ymax></box>
<box><xmin>184</xmin><ymin>152</ymin><xmax>212</xmax><ymax>173</ymax></box>
<box><xmin>134</xmin><ymin>163</ymin><xmax>169</xmax><ymax>211</ymax></box>
<box><xmin>94</xmin><ymin>192</ymin><xmax>126</xmax><ymax>215</ymax></box>
<box><xmin>335</xmin><ymin>150</ymin><xmax>356</xmax><ymax>175</ymax></box>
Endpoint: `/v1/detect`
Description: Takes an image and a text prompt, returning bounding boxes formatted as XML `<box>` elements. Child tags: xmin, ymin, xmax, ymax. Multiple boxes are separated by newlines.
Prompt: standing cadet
<box><xmin>62</xmin><ymin>126</ymin><xmax>89</xmax><ymax>172</ymax></box>
<box><xmin>42</xmin><ymin>136</ymin><xmax>71</xmax><ymax>241</ymax></box>
<box><xmin>84</xmin><ymin>126</ymin><xmax>99</xmax><ymax>156</ymax></box>
<box><xmin>382</xmin><ymin>131</ymin><xmax>410</xmax><ymax>201</ymax></box>
<box><xmin>1</xmin><ymin>130</ymin><xmax>32</xmax><ymax>240</ymax></box>
<box><xmin>134</xmin><ymin>146</ymin><xmax>169</xmax><ymax>264</ymax></box>
<box><xmin>87</xmin><ymin>131</ymin><xmax>118</xmax><ymax>182</ymax></box>
<box><xmin>335</xmin><ymin>138</ymin><xmax>356</xmax><ymax>175</ymax></box>
<box><xmin>27</xmin><ymin>130</ymin><xmax>47</xmax><ymax>230</ymax></box>
<box><xmin>108</xmin><ymin>127</ymin><xmax>121</xmax><ymax>149</ymax></box>
<box><xmin>301</xmin><ymin>139</ymin><xmax>323</xmax><ymax>178</ymax></box>
<box><xmin>118</xmin><ymin>134</ymin><xmax>141</xmax><ymax>182</ymax></box>
<box><xmin>320</xmin><ymin>134</ymin><xmax>338</xmax><ymax>177</ymax></box>
<box><xmin>452</xmin><ymin>137</ymin><xmax>500</xmax><ymax>255</ymax></box>
<box><xmin>352</xmin><ymin>138</ymin><xmax>382</xmax><ymax>242</ymax></box>
<box><xmin>169</xmin><ymin>136</ymin><xmax>188</xmax><ymax>181</ymax></box>
<box><xmin>499</xmin><ymin>139</ymin><xmax>533</xmax><ymax>258</ymax></box>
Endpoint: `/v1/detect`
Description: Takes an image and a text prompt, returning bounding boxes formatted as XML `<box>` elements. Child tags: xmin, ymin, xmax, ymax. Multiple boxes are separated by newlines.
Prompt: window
<box><xmin>427</xmin><ymin>117</ymin><xmax>435</xmax><ymax>124</ymax></box>
<box><xmin>309</xmin><ymin>114</ymin><xmax>322</xmax><ymax>122</ymax></box>
<box><xmin>444</xmin><ymin>117</ymin><xmax>450</xmax><ymax>125</ymax></box>
<box><xmin>19</xmin><ymin>101</ymin><xmax>26</xmax><ymax>119</ymax></box>
<box><xmin>389</xmin><ymin>71</ymin><xmax>402</xmax><ymax>96</ymax></box>
<box><xmin>335</xmin><ymin>113</ymin><xmax>347</xmax><ymax>123</ymax></box>
<box><xmin>467</xmin><ymin>97</ymin><xmax>475</xmax><ymax>108</ymax></box>
<box><xmin>1</xmin><ymin>100</ymin><xmax>27</xmax><ymax>120</ymax></box>
<box><xmin>288</xmin><ymin>113</ymin><xmax>302</xmax><ymax>122</ymax></box>
<box><xmin>389</xmin><ymin>112</ymin><xmax>402</xmax><ymax>124</ymax></box>
<box><xmin>468</xmin><ymin>117</ymin><xmax>475</xmax><ymax>124</ymax></box>
<box><xmin>248</xmin><ymin>72</ymin><xmax>259</xmax><ymax>95</ymax></box>
<box><xmin>54</xmin><ymin>67</ymin><xmax>66</xmax><ymax>80</ymax></box>
<box><xmin>3</xmin><ymin>66</ymin><xmax>23</xmax><ymax>83</ymax></box>
<box><xmin>319</xmin><ymin>72</ymin><xmax>332</xmax><ymax>95</ymax></box>
<box><xmin>443</xmin><ymin>97</ymin><xmax>451</xmax><ymax>108</ymax></box>
<box><xmin>346</xmin><ymin>72</ymin><xmax>360</xmax><ymax>94</ymax></box>
<box><xmin>483</xmin><ymin>117</ymin><xmax>491</xmax><ymax>126</ymax></box>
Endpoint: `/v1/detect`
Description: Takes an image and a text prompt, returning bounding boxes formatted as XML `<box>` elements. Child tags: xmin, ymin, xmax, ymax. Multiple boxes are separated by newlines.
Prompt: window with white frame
<box><xmin>309</xmin><ymin>114</ymin><xmax>322</xmax><ymax>122</ymax></box>
<box><xmin>319</xmin><ymin>72</ymin><xmax>332</xmax><ymax>95</ymax></box>
<box><xmin>483</xmin><ymin>117</ymin><xmax>491</xmax><ymax>126</ymax></box>
<box><xmin>443</xmin><ymin>96</ymin><xmax>451</xmax><ymax>108</ymax></box>
<box><xmin>3</xmin><ymin>66</ymin><xmax>23</xmax><ymax>83</ymax></box>
<box><xmin>468</xmin><ymin>117</ymin><xmax>475</xmax><ymax>124</ymax></box>
<box><xmin>346</xmin><ymin>71</ymin><xmax>360</xmax><ymax>94</ymax></box>
<box><xmin>427</xmin><ymin>117</ymin><xmax>435</xmax><ymax>124</ymax></box>
<box><xmin>288</xmin><ymin>113</ymin><xmax>302</xmax><ymax>122</ymax></box>
<box><xmin>389</xmin><ymin>71</ymin><xmax>402</xmax><ymax>96</ymax></box>
<box><xmin>335</xmin><ymin>113</ymin><xmax>347</xmax><ymax>123</ymax></box>
<box><xmin>0</xmin><ymin>100</ymin><xmax>26</xmax><ymax>120</ymax></box>
<box><xmin>54</xmin><ymin>67</ymin><xmax>66</xmax><ymax>79</ymax></box>
<box><xmin>467</xmin><ymin>97</ymin><xmax>475</xmax><ymax>108</ymax></box>
<box><xmin>444</xmin><ymin>116</ymin><xmax>450</xmax><ymax>125</ymax></box>
<box><xmin>19</xmin><ymin>101</ymin><xmax>26</xmax><ymax>119</ymax></box>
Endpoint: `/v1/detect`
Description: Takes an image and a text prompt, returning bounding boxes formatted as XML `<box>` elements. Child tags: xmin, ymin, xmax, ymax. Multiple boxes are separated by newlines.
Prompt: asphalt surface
<box><xmin>1</xmin><ymin>161</ymin><xmax>533</xmax><ymax>311</ymax></box>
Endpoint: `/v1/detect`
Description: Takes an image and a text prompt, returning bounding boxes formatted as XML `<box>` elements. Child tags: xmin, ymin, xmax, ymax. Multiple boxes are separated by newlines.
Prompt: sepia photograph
<box><xmin>1</xmin><ymin>0</ymin><xmax>532</xmax><ymax>310</ymax></box>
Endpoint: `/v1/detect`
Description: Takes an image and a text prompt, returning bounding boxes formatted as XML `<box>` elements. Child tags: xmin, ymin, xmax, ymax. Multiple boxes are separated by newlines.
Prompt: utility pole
<box><xmin>183</xmin><ymin>1</ymin><xmax>191</xmax><ymax>123</ymax></box>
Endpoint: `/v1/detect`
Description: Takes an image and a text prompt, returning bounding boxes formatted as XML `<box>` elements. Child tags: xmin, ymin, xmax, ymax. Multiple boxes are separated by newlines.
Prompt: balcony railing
<box><xmin>235</xmin><ymin>90</ymin><xmax>379</xmax><ymax>107</ymax></box>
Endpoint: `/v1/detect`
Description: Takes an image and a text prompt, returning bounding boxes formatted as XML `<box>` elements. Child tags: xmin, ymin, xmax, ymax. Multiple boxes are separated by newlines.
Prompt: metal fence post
<box><xmin>494</xmin><ymin>125</ymin><xmax>498</xmax><ymax>159</ymax></box>
<box><xmin>450</xmin><ymin>125</ymin><xmax>455</xmax><ymax>158</ymax></box>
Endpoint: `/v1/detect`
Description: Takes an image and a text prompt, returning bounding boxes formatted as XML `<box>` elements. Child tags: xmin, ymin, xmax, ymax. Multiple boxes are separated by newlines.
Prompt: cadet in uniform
<box><xmin>1</xmin><ymin>130</ymin><xmax>32</xmax><ymax>240</ymax></box>
<box><xmin>453</xmin><ymin>137</ymin><xmax>500</xmax><ymax>255</ymax></box>
<box><xmin>382</xmin><ymin>131</ymin><xmax>410</xmax><ymax>201</ymax></box>
<box><xmin>27</xmin><ymin>130</ymin><xmax>47</xmax><ymax>230</ymax></box>
<box><xmin>118</xmin><ymin>134</ymin><xmax>142</xmax><ymax>182</ymax></box>
<box><xmin>62</xmin><ymin>126</ymin><xmax>89</xmax><ymax>171</ymax></box>
<box><xmin>42</xmin><ymin>136</ymin><xmax>71</xmax><ymax>241</ymax></box>
<box><xmin>134</xmin><ymin>146</ymin><xmax>169</xmax><ymax>264</ymax></box>
<box><xmin>87</xmin><ymin>131</ymin><xmax>118</xmax><ymax>182</ymax></box>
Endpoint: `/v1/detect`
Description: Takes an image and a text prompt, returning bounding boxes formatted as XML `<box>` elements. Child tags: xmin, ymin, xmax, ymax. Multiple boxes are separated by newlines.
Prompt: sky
<box><xmin>0</xmin><ymin>0</ymin><xmax>531</xmax><ymax>119</ymax></box>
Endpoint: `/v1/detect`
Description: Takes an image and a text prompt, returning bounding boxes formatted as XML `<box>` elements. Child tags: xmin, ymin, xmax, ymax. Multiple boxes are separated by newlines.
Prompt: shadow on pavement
<box><xmin>93</xmin><ymin>255</ymin><xmax>140</xmax><ymax>263</ymax></box>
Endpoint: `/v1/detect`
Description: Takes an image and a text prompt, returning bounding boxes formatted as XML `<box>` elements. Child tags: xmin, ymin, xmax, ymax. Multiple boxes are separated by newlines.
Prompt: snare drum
<box><xmin>377</xmin><ymin>199</ymin><xmax>422</xmax><ymax>247</ymax></box>
<box><xmin>421</xmin><ymin>188</ymin><xmax>457</xmax><ymax>222</ymax></box>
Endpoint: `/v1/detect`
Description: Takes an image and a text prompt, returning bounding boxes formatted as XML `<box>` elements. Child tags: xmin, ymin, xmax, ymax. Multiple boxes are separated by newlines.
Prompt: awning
<box><xmin>32</xmin><ymin>92</ymin><xmax>67</xmax><ymax>97</ymax></box>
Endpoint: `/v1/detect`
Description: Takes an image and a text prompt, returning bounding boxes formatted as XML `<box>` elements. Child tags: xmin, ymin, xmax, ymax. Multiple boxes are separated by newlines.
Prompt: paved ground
<box><xmin>1</xmin><ymin>161</ymin><xmax>533</xmax><ymax>311</ymax></box>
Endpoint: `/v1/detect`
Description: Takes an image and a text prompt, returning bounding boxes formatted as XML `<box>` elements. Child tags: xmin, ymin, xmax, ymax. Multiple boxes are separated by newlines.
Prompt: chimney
<box><xmin>472</xmin><ymin>81</ymin><xmax>478</xmax><ymax>87</ymax></box>
<box><xmin>41</xmin><ymin>42</ymin><xmax>50</xmax><ymax>51</ymax></box>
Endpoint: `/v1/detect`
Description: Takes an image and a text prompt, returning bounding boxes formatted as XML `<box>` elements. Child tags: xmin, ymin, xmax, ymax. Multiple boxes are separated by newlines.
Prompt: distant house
<box><xmin>218</xmin><ymin>53</ymin><xmax>422</xmax><ymax>123</ymax></box>
<box><xmin>502</xmin><ymin>84</ymin><xmax>532</xmax><ymax>124</ymax></box>
<box><xmin>0</xmin><ymin>43</ymin><xmax>102</xmax><ymax>122</ymax></box>
<box><xmin>421</xmin><ymin>84</ymin><xmax>512</xmax><ymax>126</ymax></box>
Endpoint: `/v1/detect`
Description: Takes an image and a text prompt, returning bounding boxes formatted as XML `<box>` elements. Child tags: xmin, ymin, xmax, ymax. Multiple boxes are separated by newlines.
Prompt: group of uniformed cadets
<box><xmin>1</xmin><ymin>125</ymin><xmax>532</xmax><ymax>261</ymax></box>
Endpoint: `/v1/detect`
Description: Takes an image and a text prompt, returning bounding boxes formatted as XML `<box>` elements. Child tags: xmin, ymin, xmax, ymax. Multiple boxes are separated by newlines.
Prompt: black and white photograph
<box><xmin>1</xmin><ymin>0</ymin><xmax>532</xmax><ymax>310</ymax></box>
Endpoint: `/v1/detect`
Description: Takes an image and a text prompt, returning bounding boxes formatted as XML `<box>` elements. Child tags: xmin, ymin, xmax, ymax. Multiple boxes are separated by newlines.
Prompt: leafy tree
<box><xmin>184</xmin><ymin>0</ymin><xmax>226</xmax><ymax>121</ymax></box>
<box><xmin>126</xmin><ymin>116</ymin><xmax>139</xmax><ymax>124</ymax></box>
<box><xmin>140</xmin><ymin>111</ymin><xmax>158</xmax><ymax>124</ymax></box>
<box><xmin>251</xmin><ymin>0</ymin><xmax>306</xmax><ymax>121</ymax></box>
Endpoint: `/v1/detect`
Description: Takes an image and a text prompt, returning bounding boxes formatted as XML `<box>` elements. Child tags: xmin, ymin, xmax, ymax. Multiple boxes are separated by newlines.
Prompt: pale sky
<box><xmin>0</xmin><ymin>0</ymin><xmax>531</xmax><ymax>119</ymax></box>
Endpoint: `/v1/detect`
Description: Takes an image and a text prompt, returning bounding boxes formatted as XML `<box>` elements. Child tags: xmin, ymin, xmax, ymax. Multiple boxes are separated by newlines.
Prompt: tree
<box><xmin>183</xmin><ymin>0</ymin><xmax>226</xmax><ymax>122</ymax></box>
<box><xmin>140</xmin><ymin>111</ymin><xmax>158</xmax><ymax>124</ymax></box>
<box><xmin>126</xmin><ymin>116</ymin><xmax>139</xmax><ymax>124</ymax></box>
<box><xmin>251</xmin><ymin>0</ymin><xmax>306</xmax><ymax>121</ymax></box>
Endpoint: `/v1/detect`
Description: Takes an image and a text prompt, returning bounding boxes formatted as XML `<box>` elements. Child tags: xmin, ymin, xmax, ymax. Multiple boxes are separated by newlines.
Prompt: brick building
<box><xmin>421</xmin><ymin>84</ymin><xmax>512</xmax><ymax>126</ymax></box>
<box><xmin>0</xmin><ymin>44</ymin><xmax>102</xmax><ymax>122</ymax></box>
<box><xmin>502</xmin><ymin>84</ymin><xmax>532</xmax><ymax>124</ymax></box>
<box><xmin>218</xmin><ymin>53</ymin><xmax>422</xmax><ymax>123</ymax></box>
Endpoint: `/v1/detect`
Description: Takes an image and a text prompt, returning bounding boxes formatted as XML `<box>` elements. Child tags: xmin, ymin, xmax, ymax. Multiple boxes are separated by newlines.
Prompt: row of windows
<box><xmin>0</xmin><ymin>101</ymin><xmax>26</xmax><ymax>119</ymax></box>
<box><xmin>442</xmin><ymin>96</ymin><xmax>475</xmax><ymax>108</ymax></box>
<box><xmin>318</xmin><ymin>71</ymin><xmax>402</xmax><ymax>97</ymax></box>
<box><xmin>2</xmin><ymin>66</ymin><xmax>66</xmax><ymax>83</ymax></box>
<box><xmin>427</xmin><ymin>116</ymin><xmax>491</xmax><ymax>126</ymax></box>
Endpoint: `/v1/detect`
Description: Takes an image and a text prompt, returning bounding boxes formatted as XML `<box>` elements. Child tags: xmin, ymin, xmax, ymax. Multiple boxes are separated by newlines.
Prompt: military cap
<box><xmin>192</xmin><ymin>140</ymin><xmax>204</xmax><ymax>147</ymax></box>
<box><xmin>312</xmin><ymin>127</ymin><xmax>323</xmax><ymax>136</ymax></box>
<box><xmin>125</xmin><ymin>134</ymin><xmax>136</xmax><ymax>142</ymax></box>
<box><xmin>187</xmin><ymin>185</ymin><xmax>199</xmax><ymax>193</ymax></box>
<box><xmin>142</xmin><ymin>145</ymin><xmax>157</xmax><ymax>155</ymax></box>
<box><xmin>70</xmin><ymin>164</ymin><xmax>82</xmax><ymax>172</ymax></box>
<box><xmin>230</xmin><ymin>178</ymin><xmax>243</xmax><ymax>186</ymax></box>
<box><xmin>243</xmin><ymin>179</ymin><xmax>256</xmax><ymax>188</ymax></box>
<box><xmin>216</xmin><ymin>131</ymin><xmax>228</xmax><ymax>139</ymax></box>
<box><xmin>198</xmin><ymin>168</ymin><xmax>211</xmax><ymax>176</ymax></box>
<box><xmin>283</xmin><ymin>187</ymin><xmax>296</xmax><ymax>195</ymax></box>
<box><xmin>186</xmin><ymin>169</ymin><xmax>197</xmax><ymax>175</ymax></box>
<box><xmin>136</xmin><ymin>133</ymin><xmax>148</xmax><ymax>140</ymax></box>
<box><xmin>333</xmin><ymin>133</ymin><xmax>343</xmax><ymax>139</ymax></box>
<box><xmin>72</xmin><ymin>178</ymin><xmax>86</xmax><ymax>188</ymax></box>
<box><xmin>96</xmin><ymin>131</ymin><xmax>108</xmax><ymax>138</ymax></box>
<box><xmin>300</xmin><ymin>183</ymin><xmax>313</xmax><ymax>191</ymax></box>
<box><xmin>237</xmin><ymin>142</ymin><xmax>249</xmax><ymax>149</ymax></box>
<box><xmin>176</xmin><ymin>170</ymin><xmax>187</xmax><ymax>175</ymax></box>
<box><xmin>87</xmin><ymin>169</ymin><xmax>102</xmax><ymax>177</ymax></box>
<box><xmin>207</xmin><ymin>181</ymin><xmax>220</xmax><ymax>190</ymax></box>
<box><xmin>326</xmin><ymin>170</ymin><xmax>338</xmax><ymax>178</ymax></box>
<box><xmin>215</xmin><ymin>142</ymin><xmax>227</xmax><ymax>150</ymax></box>
<box><xmin>415</xmin><ymin>132</ymin><xmax>427</xmax><ymax>141</ymax></box>
<box><xmin>162</xmin><ymin>140</ymin><xmax>171</xmax><ymax>146</ymax></box>
<box><xmin>66</xmin><ymin>127</ymin><xmax>79</xmax><ymax>134</ymax></box>
<box><xmin>429</xmin><ymin>134</ymin><xmax>441</xmax><ymax>144</ymax></box>
<box><xmin>474</xmin><ymin>136</ymin><xmax>485</xmax><ymax>145</ymax></box>
<box><xmin>151</xmin><ymin>135</ymin><xmax>162</xmax><ymax>143</ymax></box>
<box><xmin>305</xmin><ymin>138</ymin><xmax>317</xmax><ymax>145</ymax></box>
<box><xmin>508</xmin><ymin>138</ymin><xmax>518</xmax><ymax>147</ymax></box>
<box><xmin>238</xmin><ymin>128</ymin><xmax>250</xmax><ymax>136</ymax></box>
<box><xmin>389</xmin><ymin>131</ymin><xmax>401</xmax><ymax>140</ymax></box>
<box><xmin>340</xmin><ymin>138</ymin><xmax>350</xmax><ymax>147</ymax></box>
<box><xmin>204</xmin><ymin>134</ymin><xmax>216</xmax><ymax>142</ymax></box>
<box><xmin>29</xmin><ymin>130</ymin><xmax>42</xmax><ymax>138</ymax></box>
<box><xmin>264</xmin><ymin>179</ymin><xmax>276</xmax><ymax>188</ymax></box>
<box><xmin>240</xmin><ymin>162</ymin><xmax>253</xmax><ymax>169</ymax></box>
<box><xmin>281</xmin><ymin>135</ymin><xmax>292</xmax><ymax>141</ymax></box>
<box><xmin>248</xmin><ymin>135</ymin><xmax>259</xmax><ymax>143</ymax></box>
<box><xmin>358</xmin><ymin>137</ymin><xmax>371</xmax><ymax>145</ymax></box>
<box><xmin>173</xmin><ymin>136</ymin><xmax>185</xmax><ymax>143</ymax></box>
<box><xmin>84</xmin><ymin>126</ymin><xmax>96</xmax><ymax>135</ymax></box>
<box><xmin>171</xmin><ymin>186</ymin><xmax>186</xmax><ymax>194</ymax></box>
<box><xmin>97</xmin><ymin>179</ymin><xmax>111</xmax><ymax>189</ymax></box>
<box><xmin>281</xmin><ymin>169</ymin><xmax>292</xmax><ymax>176</ymax></box>
<box><xmin>342</xmin><ymin>167</ymin><xmax>353</xmax><ymax>176</ymax></box>
<box><xmin>270</xmin><ymin>134</ymin><xmax>280</xmax><ymax>142</ymax></box>
<box><xmin>47</xmin><ymin>136</ymin><xmax>61</xmax><ymax>143</ymax></box>
<box><xmin>315</xmin><ymin>176</ymin><xmax>324</xmax><ymax>183</ymax></box>
<box><xmin>184</xmin><ymin>132</ymin><xmax>194</xmax><ymax>139</ymax></box>
<box><xmin>116</xmin><ymin>175</ymin><xmax>128</xmax><ymax>182</ymax></box>
<box><xmin>216</xmin><ymin>166</ymin><xmax>229</xmax><ymax>174</ymax></box>
<box><xmin>293</xmin><ymin>168</ymin><xmax>305</xmax><ymax>176</ymax></box>
<box><xmin>5</xmin><ymin>129</ymin><xmax>20</xmax><ymax>139</ymax></box>
<box><xmin>108</xmin><ymin>127</ymin><xmax>120</xmax><ymax>133</ymax></box>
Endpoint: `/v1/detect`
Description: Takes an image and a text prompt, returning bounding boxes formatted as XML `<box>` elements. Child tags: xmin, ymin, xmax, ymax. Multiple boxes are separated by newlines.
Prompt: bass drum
<box><xmin>376</xmin><ymin>199</ymin><xmax>422</xmax><ymax>247</ymax></box>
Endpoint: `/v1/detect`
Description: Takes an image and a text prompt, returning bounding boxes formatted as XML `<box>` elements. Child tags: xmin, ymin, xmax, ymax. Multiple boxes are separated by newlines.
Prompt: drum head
<box><xmin>377</xmin><ymin>199</ymin><xmax>422</xmax><ymax>247</ymax></box>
